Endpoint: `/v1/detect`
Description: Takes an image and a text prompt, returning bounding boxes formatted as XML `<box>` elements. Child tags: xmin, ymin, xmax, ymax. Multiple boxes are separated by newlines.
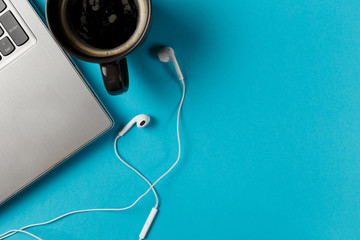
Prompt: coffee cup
<box><xmin>46</xmin><ymin>0</ymin><xmax>152</xmax><ymax>95</ymax></box>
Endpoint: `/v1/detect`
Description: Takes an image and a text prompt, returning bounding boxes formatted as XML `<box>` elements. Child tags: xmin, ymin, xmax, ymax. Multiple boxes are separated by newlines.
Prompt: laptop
<box><xmin>0</xmin><ymin>0</ymin><xmax>113</xmax><ymax>205</ymax></box>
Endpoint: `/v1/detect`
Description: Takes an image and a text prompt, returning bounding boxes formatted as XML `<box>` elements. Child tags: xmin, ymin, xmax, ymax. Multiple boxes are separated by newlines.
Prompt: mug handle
<box><xmin>100</xmin><ymin>58</ymin><xmax>129</xmax><ymax>95</ymax></box>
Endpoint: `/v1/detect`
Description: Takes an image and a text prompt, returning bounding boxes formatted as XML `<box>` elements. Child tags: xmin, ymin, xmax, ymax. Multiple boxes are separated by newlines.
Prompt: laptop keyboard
<box><xmin>0</xmin><ymin>0</ymin><xmax>36</xmax><ymax>70</ymax></box>
<box><xmin>0</xmin><ymin>0</ymin><xmax>5</xmax><ymax>12</ymax></box>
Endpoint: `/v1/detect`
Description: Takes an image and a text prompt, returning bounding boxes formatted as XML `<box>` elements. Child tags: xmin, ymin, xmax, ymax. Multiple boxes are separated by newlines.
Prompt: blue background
<box><xmin>1</xmin><ymin>0</ymin><xmax>360</xmax><ymax>239</ymax></box>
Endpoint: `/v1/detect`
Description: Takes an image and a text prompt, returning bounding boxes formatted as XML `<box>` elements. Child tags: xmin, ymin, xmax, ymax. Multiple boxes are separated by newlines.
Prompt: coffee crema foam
<box><xmin>60</xmin><ymin>0</ymin><xmax>149</xmax><ymax>57</ymax></box>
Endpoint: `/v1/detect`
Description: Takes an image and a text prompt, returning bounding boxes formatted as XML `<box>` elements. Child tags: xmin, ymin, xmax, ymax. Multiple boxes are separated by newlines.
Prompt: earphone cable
<box><xmin>114</xmin><ymin>136</ymin><xmax>159</xmax><ymax>209</ymax></box>
<box><xmin>5</xmin><ymin>230</ymin><xmax>43</xmax><ymax>240</ymax></box>
<box><xmin>0</xmin><ymin>78</ymin><xmax>185</xmax><ymax>240</ymax></box>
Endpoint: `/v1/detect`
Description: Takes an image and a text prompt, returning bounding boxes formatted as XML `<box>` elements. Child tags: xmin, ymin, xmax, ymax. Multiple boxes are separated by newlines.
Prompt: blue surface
<box><xmin>1</xmin><ymin>0</ymin><xmax>360</xmax><ymax>239</ymax></box>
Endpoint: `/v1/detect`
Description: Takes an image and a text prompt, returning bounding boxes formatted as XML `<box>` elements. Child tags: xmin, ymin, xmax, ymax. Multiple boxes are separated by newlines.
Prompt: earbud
<box><xmin>158</xmin><ymin>47</ymin><xmax>184</xmax><ymax>81</ymax></box>
<box><xmin>118</xmin><ymin>114</ymin><xmax>151</xmax><ymax>137</ymax></box>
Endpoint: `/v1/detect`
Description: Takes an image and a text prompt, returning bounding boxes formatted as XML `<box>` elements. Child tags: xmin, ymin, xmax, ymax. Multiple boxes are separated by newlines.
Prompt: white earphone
<box><xmin>158</xmin><ymin>47</ymin><xmax>184</xmax><ymax>81</ymax></box>
<box><xmin>0</xmin><ymin>46</ymin><xmax>185</xmax><ymax>240</ymax></box>
<box><xmin>117</xmin><ymin>114</ymin><xmax>151</xmax><ymax>137</ymax></box>
<box><xmin>115</xmin><ymin>114</ymin><xmax>158</xmax><ymax>240</ymax></box>
<box><xmin>117</xmin><ymin>47</ymin><xmax>185</xmax><ymax>240</ymax></box>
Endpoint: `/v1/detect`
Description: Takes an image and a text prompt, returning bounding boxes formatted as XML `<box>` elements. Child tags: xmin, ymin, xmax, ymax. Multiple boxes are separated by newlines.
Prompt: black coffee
<box><xmin>66</xmin><ymin>0</ymin><xmax>138</xmax><ymax>49</ymax></box>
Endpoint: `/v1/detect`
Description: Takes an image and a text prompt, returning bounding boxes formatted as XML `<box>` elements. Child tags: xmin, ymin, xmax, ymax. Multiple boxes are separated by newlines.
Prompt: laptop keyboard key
<box><xmin>0</xmin><ymin>11</ymin><xmax>29</xmax><ymax>46</ymax></box>
<box><xmin>0</xmin><ymin>27</ymin><xmax>3</xmax><ymax>37</ymax></box>
<box><xmin>0</xmin><ymin>0</ymin><xmax>6</xmax><ymax>13</ymax></box>
<box><xmin>0</xmin><ymin>37</ymin><xmax>15</xmax><ymax>56</ymax></box>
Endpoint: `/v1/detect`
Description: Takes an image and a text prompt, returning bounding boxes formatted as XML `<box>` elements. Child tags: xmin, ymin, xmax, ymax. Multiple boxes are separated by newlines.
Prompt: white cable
<box><xmin>114</xmin><ymin>137</ymin><xmax>159</xmax><ymax>209</ymax></box>
<box><xmin>3</xmin><ymin>230</ymin><xmax>43</xmax><ymax>240</ymax></box>
<box><xmin>0</xmin><ymin>78</ymin><xmax>185</xmax><ymax>240</ymax></box>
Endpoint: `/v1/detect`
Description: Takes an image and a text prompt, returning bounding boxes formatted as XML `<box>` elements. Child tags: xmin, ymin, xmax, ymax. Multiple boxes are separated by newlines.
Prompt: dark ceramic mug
<box><xmin>46</xmin><ymin>0</ymin><xmax>152</xmax><ymax>95</ymax></box>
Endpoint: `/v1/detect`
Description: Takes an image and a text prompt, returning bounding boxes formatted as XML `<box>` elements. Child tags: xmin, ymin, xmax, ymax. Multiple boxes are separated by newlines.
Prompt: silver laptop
<box><xmin>0</xmin><ymin>0</ymin><xmax>113</xmax><ymax>205</ymax></box>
